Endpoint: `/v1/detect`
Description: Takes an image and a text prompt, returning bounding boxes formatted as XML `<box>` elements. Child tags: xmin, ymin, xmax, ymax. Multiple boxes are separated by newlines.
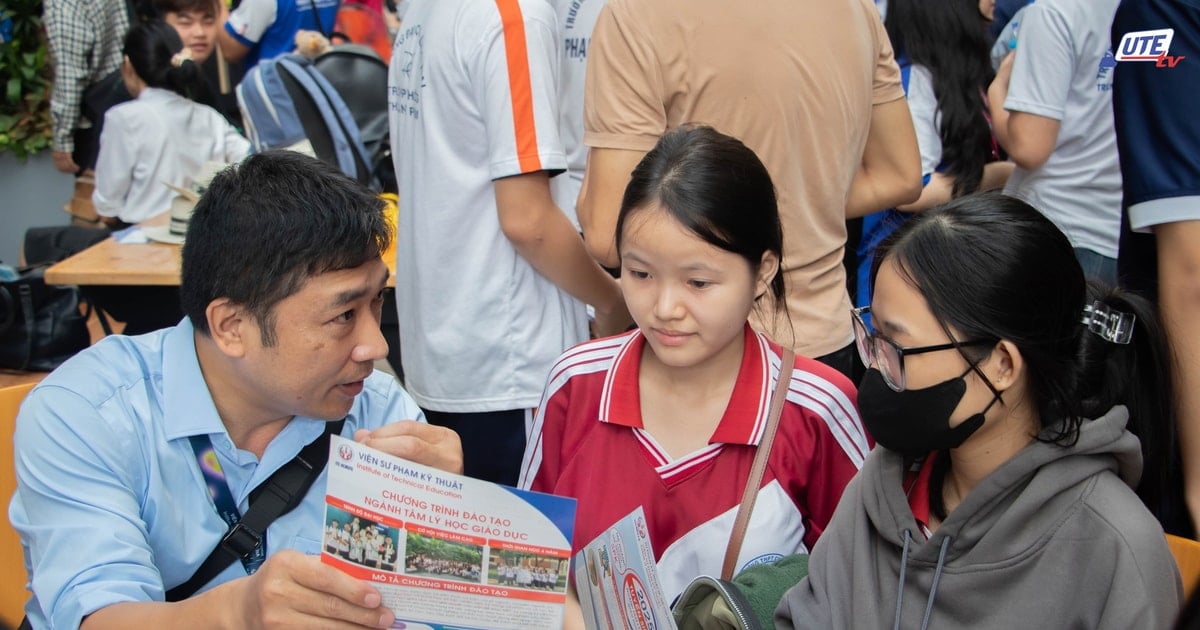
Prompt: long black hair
<box><xmin>873</xmin><ymin>192</ymin><xmax>1178</xmax><ymax>523</ymax></box>
<box><xmin>123</xmin><ymin>18</ymin><xmax>206</xmax><ymax>100</ymax></box>
<box><xmin>886</xmin><ymin>0</ymin><xmax>996</xmax><ymax>197</ymax></box>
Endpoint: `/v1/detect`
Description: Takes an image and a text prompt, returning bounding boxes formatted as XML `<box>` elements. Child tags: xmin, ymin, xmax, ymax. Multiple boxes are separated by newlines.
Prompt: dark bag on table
<box><xmin>0</xmin><ymin>265</ymin><xmax>90</xmax><ymax>371</ymax></box>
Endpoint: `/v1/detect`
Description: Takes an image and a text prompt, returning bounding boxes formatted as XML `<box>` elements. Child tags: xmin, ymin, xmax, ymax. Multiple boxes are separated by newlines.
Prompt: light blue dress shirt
<box><xmin>9</xmin><ymin>318</ymin><xmax>424</xmax><ymax>629</ymax></box>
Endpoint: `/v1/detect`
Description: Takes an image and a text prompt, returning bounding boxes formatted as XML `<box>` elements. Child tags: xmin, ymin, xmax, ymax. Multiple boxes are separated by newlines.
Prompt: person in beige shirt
<box><xmin>576</xmin><ymin>0</ymin><xmax>921</xmax><ymax>376</ymax></box>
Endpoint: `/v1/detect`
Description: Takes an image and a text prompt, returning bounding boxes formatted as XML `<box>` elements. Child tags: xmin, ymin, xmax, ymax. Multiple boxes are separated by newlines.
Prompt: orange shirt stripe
<box><xmin>494</xmin><ymin>0</ymin><xmax>542</xmax><ymax>173</ymax></box>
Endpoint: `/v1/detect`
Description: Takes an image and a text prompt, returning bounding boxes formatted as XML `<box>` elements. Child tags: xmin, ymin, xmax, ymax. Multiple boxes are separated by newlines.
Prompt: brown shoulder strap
<box><xmin>721</xmin><ymin>348</ymin><xmax>795</xmax><ymax>580</ymax></box>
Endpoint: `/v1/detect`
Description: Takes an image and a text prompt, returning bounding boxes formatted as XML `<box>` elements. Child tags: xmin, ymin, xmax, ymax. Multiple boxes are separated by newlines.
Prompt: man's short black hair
<box><xmin>148</xmin><ymin>0</ymin><xmax>221</xmax><ymax>18</ymax></box>
<box><xmin>180</xmin><ymin>151</ymin><xmax>391</xmax><ymax>345</ymax></box>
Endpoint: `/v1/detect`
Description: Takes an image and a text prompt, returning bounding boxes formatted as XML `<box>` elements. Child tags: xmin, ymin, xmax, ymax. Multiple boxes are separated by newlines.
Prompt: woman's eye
<box><xmin>689</xmin><ymin>279</ymin><xmax>711</xmax><ymax>289</ymax></box>
<box><xmin>627</xmin><ymin>269</ymin><xmax>649</xmax><ymax>279</ymax></box>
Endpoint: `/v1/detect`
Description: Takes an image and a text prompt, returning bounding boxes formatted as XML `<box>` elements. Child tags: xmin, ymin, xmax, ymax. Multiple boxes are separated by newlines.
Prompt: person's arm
<box><xmin>895</xmin><ymin>172</ymin><xmax>952</xmax><ymax>213</ymax></box>
<box><xmin>576</xmin><ymin>147</ymin><xmax>646</xmax><ymax>269</ymax></box>
<box><xmin>13</xmin><ymin>380</ymin><xmax>404</xmax><ymax>630</ymax></box>
<box><xmin>772</xmin><ymin>483</ymin><xmax>859</xmax><ymax>629</ymax></box>
<box><xmin>91</xmin><ymin>109</ymin><xmax>136</xmax><ymax>218</ymax></box>
<box><xmin>43</xmin><ymin>0</ymin><xmax>94</xmax><ymax>169</ymax></box>
<box><xmin>577</xmin><ymin>2</ymin><xmax>663</xmax><ymax>267</ymax></box>
<box><xmin>1155</xmin><ymin>221</ymin><xmax>1200</xmax><ymax>529</ymax></box>
<box><xmin>987</xmin><ymin>52</ymin><xmax>1060</xmax><ymax>170</ymax></box>
<box><xmin>980</xmin><ymin>160</ymin><xmax>1015</xmax><ymax>191</ymax></box>
<box><xmin>81</xmin><ymin>551</ymin><xmax>394</xmax><ymax>629</ymax></box>
<box><xmin>223</xmin><ymin>118</ymin><xmax>253</xmax><ymax>161</ymax></box>
<box><xmin>219</xmin><ymin>0</ymin><xmax>274</xmax><ymax>63</ymax></box>
<box><xmin>218</xmin><ymin>28</ymin><xmax>253</xmax><ymax>62</ymax></box>
<box><xmin>987</xmin><ymin>4</ymin><xmax>1072</xmax><ymax>172</ymax></box>
<box><xmin>495</xmin><ymin>171</ymin><xmax>630</xmax><ymax>336</ymax></box>
<box><xmin>844</xmin><ymin>97</ymin><xmax>923</xmax><ymax>219</ymax></box>
<box><xmin>15</xmin><ymin>387</ymin><xmax>384</xmax><ymax>630</ymax></box>
<box><xmin>896</xmin><ymin>162</ymin><xmax>1014</xmax><ymax>213</ymax></box>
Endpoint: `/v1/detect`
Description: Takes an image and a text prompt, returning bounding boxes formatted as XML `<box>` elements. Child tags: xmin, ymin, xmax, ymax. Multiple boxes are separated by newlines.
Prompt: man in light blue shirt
<box><xmin>9</xmin><ymin>151</ymin><xmax>464</xmax><ymax>629</ymax></box>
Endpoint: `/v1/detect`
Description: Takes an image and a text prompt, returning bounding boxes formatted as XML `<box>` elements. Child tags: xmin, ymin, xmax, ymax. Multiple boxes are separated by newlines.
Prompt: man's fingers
<box><xmin>289</xmin><ymin>554</ymin><xmax>378</xmax><ymax>605</ymax></box>
<box><xmin>357</xmin><ymin>422</ymin><xmax>464</xmax><ymax>474</ymax></box>
<box><xmin>362</xmin><ymin>433</ymin><xmax>464</xmax><ymax>475</ymax></box>
<box><xmin>278</xmin><ymin>554</ymin><xmax>393</xmax><ymax>628</ymax></box>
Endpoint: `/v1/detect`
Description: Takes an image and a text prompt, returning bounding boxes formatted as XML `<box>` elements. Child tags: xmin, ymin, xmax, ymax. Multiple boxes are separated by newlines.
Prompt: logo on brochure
<box><xmin>338</xmin><ymin>444</ymin><xmax>354</xmax><ymax>461</ymax></box>
<box><xmin>1116</xmin><ymin>28</ymin><xmax>1186</xmax><ymax>68</ymax></box>
<box><xmin>634</xmin><ymin>515</ymin><xmax>648</xmax><ymax>541</ymax></box>
<box><xmin>621</xmin><ymin>572</ymin><xmax>657</xmax><ymax>630</ymax></box>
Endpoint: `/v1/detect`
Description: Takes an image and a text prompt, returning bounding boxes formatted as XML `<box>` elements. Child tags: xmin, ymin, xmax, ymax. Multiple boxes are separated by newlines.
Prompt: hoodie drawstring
<box><xmin>893</xmin><ymin>529</ymin><xmax>912</xmax><ymax>630</ymax></box>
<box><xmin>894</xmin><ymin>530</ymin><xmax>954</xmax><ymax>630</ymax></box>
<box><xmin>920</xmin><ymin>535</ymin><xmax>953</xmax><ymax>630</ymax></box>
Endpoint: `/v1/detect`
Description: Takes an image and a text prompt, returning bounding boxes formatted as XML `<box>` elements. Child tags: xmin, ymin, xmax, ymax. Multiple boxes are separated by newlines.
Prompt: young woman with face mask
<box><xmin>778</xmin><ymin>192</ymin><xmax>1181</xmax><ymax>629</ymax></box>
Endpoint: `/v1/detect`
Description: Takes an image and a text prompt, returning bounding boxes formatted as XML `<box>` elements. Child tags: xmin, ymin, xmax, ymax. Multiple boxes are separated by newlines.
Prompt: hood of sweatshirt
<box><xmin>865</xmin><ymin>406</ymin><xmax>1141</xmax><ymax>561</ymax></box>
<box><xmin>776</xmin><ymin>405</ymin><xmax>1181</xmax><ymax>630</ymax></box>
<box><xmin>861</xmin><ymin>406</ymin><xmax>1143</xmax><ymax>627</ymax></box>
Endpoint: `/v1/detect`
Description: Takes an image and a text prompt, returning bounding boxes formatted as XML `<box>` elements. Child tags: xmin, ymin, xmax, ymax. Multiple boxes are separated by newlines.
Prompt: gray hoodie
<box><xmin>777</xmin><ymin>406</ymin><xmax>1182</xmax><ymax>629</ymax></box>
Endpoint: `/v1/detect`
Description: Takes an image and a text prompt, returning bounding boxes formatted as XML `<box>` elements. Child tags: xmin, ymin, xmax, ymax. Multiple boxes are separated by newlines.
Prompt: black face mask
<box><xmin>857</xmin><ymin>367</ymin><xmax>1000</xmax><ymax>458</ymax></box>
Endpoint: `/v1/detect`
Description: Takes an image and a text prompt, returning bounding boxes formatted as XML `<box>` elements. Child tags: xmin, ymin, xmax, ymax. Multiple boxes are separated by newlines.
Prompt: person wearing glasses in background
<box><xmin>777</xmin><ymin>192</ymin><xmax>1181</xmax><ymax>629</ymax></box>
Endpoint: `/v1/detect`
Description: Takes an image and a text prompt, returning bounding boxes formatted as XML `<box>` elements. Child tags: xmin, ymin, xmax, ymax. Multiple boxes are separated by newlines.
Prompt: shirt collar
<box><xmin>905</xmin><ymin>452</ymin><xmax>940</xmax><ymax>538</ymax></box>
<box><xmin>598</xmin><ymin>324</ymin><xmax>771</xmax><ymax>446</ymax></box>
<box><xmin>162</xmin><ymin>317</ymin><xmax>232</xmax><ymax>440</ymax></box>
<box><xmin>160</xmin><ymin>319</ymin><xmax>326</xmax><ymax>454</ymax></box>
<box><xmin>137</xmin><ymin>86</ymin><xmax>183</xmax><ymax>103</ymax></box>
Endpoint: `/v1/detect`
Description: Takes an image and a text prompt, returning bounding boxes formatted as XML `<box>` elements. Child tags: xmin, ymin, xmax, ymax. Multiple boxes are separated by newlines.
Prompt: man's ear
<box><xmin>205</xmin><ymin>298</ymin><xmax>250</xmax><ymax>358</ymax></box>
<box><xmin>755</xmin><ymin>250</ymin><xmax>780</xmax><ymax>299</ymax></box>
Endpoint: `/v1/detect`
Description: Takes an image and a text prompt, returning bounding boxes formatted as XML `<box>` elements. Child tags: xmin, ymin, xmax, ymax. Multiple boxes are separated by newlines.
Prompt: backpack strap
<box><xmin>236</xmin><ymin>57</ymin><xmax>307</xmax><ymax>150</ymax></box>
<box><xmin>721</xmin><ymin>349</ymin><xmax>795</xmax><ymax>580</ymax></box>
<box><xmin>276</xmin><ymin>56</ymin><xmax>376</xmax><ymax>187</ymax></box>
<box><xmin>165</xmin><ymin>418</ymin><xmax>346</xmax><ymax>601</ymax></box>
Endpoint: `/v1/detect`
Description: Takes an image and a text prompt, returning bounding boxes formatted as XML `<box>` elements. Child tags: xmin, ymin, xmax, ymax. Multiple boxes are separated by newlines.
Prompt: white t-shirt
<box><xmin>93</xmin><ymin>87</ymin><xmax>250</xmax><ymax>223</ymax></box>
<box><xmin>1002</xmin><ymin>0</ymin><xmax>1122</xmax><ymax>258</ymax></box>
<box><xmin>387</xmin><ymin>0</ymin><xmax>584</xmax><ymax>413</ymax></box>
<box><xmin>549</xmin><ymin>0</ymin><xmax>607</xmax><ymax>224</ymax></box>
<box><xmin>906</xmin><ymin>64</ymin><xmax>943</xmax><ymax>177</ymax></box>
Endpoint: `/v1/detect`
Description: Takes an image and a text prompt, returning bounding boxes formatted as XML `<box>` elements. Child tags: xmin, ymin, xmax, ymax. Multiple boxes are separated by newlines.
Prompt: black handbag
<box><xmin>0</xmin><ymin>265</ymin><xmax>91</xmax><ymax>372</ymax></box>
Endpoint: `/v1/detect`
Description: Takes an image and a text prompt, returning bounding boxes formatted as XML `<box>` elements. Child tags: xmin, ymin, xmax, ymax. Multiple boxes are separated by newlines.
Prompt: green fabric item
<box><xmin>674</xmin><ymin>554</ymin><xmax>811</xmax><ymax>630</ymax></box>
<box><xmin>731</xmin><ymin>553</ymin><xmax>810</xmax><ymax>629</ymax></box>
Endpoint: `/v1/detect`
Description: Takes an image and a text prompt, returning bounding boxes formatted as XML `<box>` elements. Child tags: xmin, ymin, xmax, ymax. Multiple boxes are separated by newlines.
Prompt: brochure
<box><xmin>574</xmin><ymin>507</ymin><xmax>676</xmax><ymax>630</ymax></box>
<box><xmin>322</xmin><ymin>435</ymin><xmax>577</xmax><ymax>630</ymax></box>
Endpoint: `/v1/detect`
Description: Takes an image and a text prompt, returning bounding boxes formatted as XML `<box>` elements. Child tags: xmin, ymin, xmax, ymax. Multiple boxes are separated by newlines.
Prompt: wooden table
<box><xmin>45</xmin><ymin>235</ymin><xmax>183</xmax><ymax>286</ymax></box>
<box><xmin>45</xmin><ymin>216</ymin><xmax>396</xmax><ymax>287</ymax></box>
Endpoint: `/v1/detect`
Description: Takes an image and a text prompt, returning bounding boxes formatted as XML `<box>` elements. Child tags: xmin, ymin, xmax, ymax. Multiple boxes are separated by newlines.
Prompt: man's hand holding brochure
<box><xmin>321</xmin><ymin>435</ymin><xmax>576</xmax><ymax>630</ymax></box>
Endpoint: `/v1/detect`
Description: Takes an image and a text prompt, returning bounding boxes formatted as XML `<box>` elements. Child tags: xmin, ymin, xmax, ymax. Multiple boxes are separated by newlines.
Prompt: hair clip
<box><xmin>1081</xmin><ymin>301</ymin><xmax>1135</xmax><ymax>344</ymax></box>
<box><xmin>171</xmin><ymin>48</ymin><xmax>193</xmax><ymax>68</ymax></box>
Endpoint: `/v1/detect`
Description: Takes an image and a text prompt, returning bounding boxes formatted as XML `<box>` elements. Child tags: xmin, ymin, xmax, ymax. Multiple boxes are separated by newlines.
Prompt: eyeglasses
<box><xmin>851</xmin><ymin>306</ymin><xmax>996</xmax><ymax>392</ymax></box>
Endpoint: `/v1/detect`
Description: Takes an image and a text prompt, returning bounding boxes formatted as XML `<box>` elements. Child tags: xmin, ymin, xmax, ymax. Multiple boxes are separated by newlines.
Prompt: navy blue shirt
<box><xmin>1112</xmin><ymin>0</ymin><xmax>1200</xmax><ymax>227</ymax></box>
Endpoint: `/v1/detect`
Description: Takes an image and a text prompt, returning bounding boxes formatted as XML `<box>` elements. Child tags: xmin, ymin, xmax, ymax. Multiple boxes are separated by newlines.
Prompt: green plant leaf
<box><xmin>1</xmin><ymin>0</ymin><xmax>52</xmax><ymax>160</ymax></box>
